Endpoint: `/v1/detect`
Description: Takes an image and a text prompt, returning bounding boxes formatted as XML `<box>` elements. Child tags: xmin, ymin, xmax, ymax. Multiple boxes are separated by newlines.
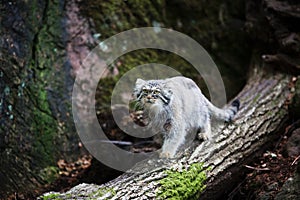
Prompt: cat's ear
<box><xmin>133</xmin><ymin>78</ymin><xmax>146</xmax><ymax>98</ymax></box>
<box><xmin>167</xmin><ymin>89</ymin><xmax>173</xmax><ymax>96</ymax></box>
<box><xmin>164</xmin><ymin>89</ymin><xmax>173</xmax><ymax>98</ymax></box>
<box><xmin>135</xmin><ymin>78</ymin><xmax>145</xmax><ymax>87</ymax></box>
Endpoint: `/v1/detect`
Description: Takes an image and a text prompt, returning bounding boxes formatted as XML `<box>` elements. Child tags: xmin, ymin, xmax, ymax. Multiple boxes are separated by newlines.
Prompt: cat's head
<box><xmin>133</xmin><ymin>78</ymin><xmax>172</xmax><ymax>106</ymax></box>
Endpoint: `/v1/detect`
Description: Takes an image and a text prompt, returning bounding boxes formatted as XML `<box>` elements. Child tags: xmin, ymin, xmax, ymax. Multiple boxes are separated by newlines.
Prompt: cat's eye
<box><xmin>153</xmin><ymin>90</ymin><xmax>160</xmax><ymax>94</ymax></box>
<box><xmin>142</xmin><ymin>88</ymin><xmax>149</xmax><ymax>93</ymax></box>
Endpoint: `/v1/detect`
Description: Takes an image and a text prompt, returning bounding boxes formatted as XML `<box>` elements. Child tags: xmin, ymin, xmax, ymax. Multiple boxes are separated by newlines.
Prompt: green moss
<box><xmin>28</xmin><ymin>0</ymin><xmax>65</xmax><ymax>178</ymax></box>
<box><xmin>38</xmin><ymin>166</ymin><xmax>59</xmax><ymax>184</ymax></box>
<box><xmin>27</xmin><ymin>0</ymin><xmax>63</xmax><ymax>180</ymax></box>
<box><xmin>41</xmin><ymin>193</ymin><xmax>61</xmax><ymax>200</ymax></box>
<box><xmin>30</xmin><ymin>85</ymin><xmax>58</xmax><ymax>182</ymax></box>
<box><xmin>157</xmin><ymin>163</ymin><xmax>210</xmax><ymax>200</ymax></box>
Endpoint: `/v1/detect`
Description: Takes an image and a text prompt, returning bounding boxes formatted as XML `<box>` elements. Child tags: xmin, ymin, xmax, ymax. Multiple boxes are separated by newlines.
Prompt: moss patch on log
<box><xmin>41</xmin><ymin>192</ymin><xmax>61</xmax><ymax>200</ymax></box>
<box><xmin>157</xmin><ymin>163</ymin><xmax>210</xmax><ymax>200</ymax></box>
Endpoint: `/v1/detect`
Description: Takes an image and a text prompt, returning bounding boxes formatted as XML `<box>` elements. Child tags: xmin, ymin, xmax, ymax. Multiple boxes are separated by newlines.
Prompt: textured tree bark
<box><xmin>0</xmin><ymin>1</ymin><xmax>51</xmax><ymax>197</ymax></box>
<box><xmin>41</xmin><ymin>57</ymin><xmax>294</xmax><ymax>199</ymax></box>
<box><xmin>0</xmin><ymin>0</ymin><xmax>86</xmax><ymax>198</ymax></box>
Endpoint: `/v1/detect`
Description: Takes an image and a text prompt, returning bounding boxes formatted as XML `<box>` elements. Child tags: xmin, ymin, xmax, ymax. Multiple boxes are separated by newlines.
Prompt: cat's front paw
<box><xmin>130</xmin><ymin>110</ymin><xmax>149</xmax><ymax>126</ymax></box>
<box><xmin>159</xmin><ymin>152</ymin><xmax>171</xmax><ymax>158</ymax></box>
<box><xmin>198</xmin><ymin>132</ymin><xmax>211</xmax><ymax>141</ymax></box>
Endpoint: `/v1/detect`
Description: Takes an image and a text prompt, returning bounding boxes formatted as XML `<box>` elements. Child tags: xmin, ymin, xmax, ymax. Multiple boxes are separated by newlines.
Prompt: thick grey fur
<box><xmin>132</xmin><ymin>76</ymin><xmax>239</xmax><ymax>158</ymax></box>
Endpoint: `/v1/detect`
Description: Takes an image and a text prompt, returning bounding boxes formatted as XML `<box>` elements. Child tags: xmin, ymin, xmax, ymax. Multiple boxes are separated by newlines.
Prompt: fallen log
<box><xmin>40</xmin><ymin>56</ymin><xmax>296</xmax><ymax>199</ymax></box>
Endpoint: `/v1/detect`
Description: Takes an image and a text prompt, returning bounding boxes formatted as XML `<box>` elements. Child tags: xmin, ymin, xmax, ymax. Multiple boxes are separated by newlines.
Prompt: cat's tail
<box><xmin>207</xmin><ymin>99</ymin><xmax>240</xmax><ymax>122</ymax></box>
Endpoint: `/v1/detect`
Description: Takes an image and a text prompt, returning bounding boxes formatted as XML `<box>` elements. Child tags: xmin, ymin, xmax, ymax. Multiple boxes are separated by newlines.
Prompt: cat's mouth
<box><xmin>145</xmin><ymin>99</ymin><xmax>156</xmax><ymax>104</ymax></box>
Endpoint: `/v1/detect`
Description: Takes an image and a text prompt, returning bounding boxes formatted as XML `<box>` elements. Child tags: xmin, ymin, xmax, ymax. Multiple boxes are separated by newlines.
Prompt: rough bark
<box><xmin>0</xmin><ymin>0</ymin><xmax>88</xmax><ymax>198</ymax></box>
<box><xmin>0</xmin><ymin>1</ymin><xmax>52</xmax><ymax>197</ymax></box>
<box><xmin>40</xmin><ymin>57</ymin><xmax>294</xmax><ymax>199</ymax></box>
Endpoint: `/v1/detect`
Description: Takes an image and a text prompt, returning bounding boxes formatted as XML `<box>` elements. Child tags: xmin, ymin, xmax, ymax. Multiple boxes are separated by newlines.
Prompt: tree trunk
<box><xmin>40</xmin><ymin>58</ymin><xmax>294</xmax><ymax>199</ymax></box>
<box><xmin>0</xmin><ymin>0</ymin><xmax>87</xmax><ymax>198</ymax></box>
